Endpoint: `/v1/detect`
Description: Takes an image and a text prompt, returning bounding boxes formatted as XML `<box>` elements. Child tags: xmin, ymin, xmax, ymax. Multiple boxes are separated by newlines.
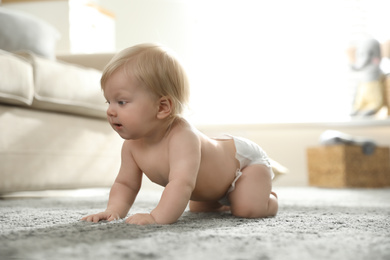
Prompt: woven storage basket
<box><xmin>307</xmin><ymin>145</ymin><xmax>390</xmax><ymax>188</ymax></box>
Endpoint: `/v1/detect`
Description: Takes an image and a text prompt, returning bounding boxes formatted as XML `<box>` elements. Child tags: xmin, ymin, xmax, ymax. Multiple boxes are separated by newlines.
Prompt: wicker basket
<box><xmin>307</xmin><ymin>145</ymin><xmax>390</xmax><ymax>188</ymax></box>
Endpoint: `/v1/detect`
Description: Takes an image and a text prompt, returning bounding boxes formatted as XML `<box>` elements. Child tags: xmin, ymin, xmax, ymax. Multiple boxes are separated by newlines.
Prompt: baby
<box><xmin>82</xmin><ymin>43</ymin><xmax>278</xmax><ymax>225</ymax></box>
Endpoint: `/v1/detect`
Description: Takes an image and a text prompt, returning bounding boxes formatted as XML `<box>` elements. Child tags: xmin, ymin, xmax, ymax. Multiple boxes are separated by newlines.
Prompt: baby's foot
<box><xmin>218</xmin><ymin>205</ymin><xmax>231</xmax><ymax>212</ymax></box>
<box><xmin>190</xmin><ymin>201</ymin><xmax>230</xmax><ymax>213</ymax></box>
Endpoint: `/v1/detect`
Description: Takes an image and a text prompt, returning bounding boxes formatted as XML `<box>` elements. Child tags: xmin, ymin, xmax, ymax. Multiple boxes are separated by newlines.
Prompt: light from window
<box><xmin>182</xmin><ymin>0</ymin><xmax>390</xmax><ymax>124</ymax></box>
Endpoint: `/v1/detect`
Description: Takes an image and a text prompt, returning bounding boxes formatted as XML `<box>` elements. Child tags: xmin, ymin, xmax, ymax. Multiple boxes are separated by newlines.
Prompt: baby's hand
<box><xmin>81</xmin><ymin>211</ymin><xmax>120</xmax><ymax>223</ymax></box>
<box><xmin>125</xmin><ymin>213</ymin><xmax>157</xmax><ymax>225</ymax></box>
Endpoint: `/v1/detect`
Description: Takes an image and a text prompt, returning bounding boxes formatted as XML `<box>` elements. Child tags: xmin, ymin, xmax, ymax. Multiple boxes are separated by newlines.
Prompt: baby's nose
<box><xmin>107</xmin><ymin>105</ymin><xmax>116</xmax><ymax>117</ymax></box>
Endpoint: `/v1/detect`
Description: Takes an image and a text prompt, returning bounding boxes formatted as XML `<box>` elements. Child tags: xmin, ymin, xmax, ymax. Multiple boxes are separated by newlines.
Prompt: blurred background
<box><xmin>3</xmin><ymin>0</ymin><xmax>390</xmax><ymax>125</ymax></box>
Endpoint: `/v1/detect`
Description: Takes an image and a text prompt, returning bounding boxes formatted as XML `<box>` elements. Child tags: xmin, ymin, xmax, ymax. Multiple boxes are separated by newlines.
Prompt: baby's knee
<box><xmin>231</xmin><ymin>203</ymin><xmax>266</xmax><ymax>218</ymax></box>
<box><xmin>233</xmin><ymin>209</ymin><xmax>272</xmax><ymax>219</ymax></box>
<box><xmin>231</xmin><ymin>207</ymin><xmax>260</xmax><ymax>218</ymax></box>
<box><xmin>231</xmin><ymin>196</ymin><xmax>278</xmax><ymax>218</ymax></box>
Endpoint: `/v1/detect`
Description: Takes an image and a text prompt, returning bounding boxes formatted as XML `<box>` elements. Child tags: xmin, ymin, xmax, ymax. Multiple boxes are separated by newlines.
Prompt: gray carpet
<box><xmin>1</xmin><ymin>187</ymin><xmax>389</xmax><ymax>260</ymax></box>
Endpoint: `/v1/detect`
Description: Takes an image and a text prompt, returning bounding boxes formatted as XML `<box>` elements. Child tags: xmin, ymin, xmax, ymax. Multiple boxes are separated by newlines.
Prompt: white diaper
<box><xmin>218</xmin><ymin>135</ymin><xmax>274</xmax><ymax>206</ymax></box>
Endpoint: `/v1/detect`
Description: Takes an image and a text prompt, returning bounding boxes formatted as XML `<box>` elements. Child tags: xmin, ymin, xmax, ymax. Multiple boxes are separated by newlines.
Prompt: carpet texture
<box><xmin>1</xmin><ymin>187</ymin><xmax>389</xmax><ymax>260</ymax></box>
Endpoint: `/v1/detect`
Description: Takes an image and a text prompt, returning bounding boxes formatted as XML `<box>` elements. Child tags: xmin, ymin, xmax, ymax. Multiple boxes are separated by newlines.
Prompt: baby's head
<box><xmin>101</xmin><ymin>43</ymin><xmax>190</xmax><ymax>121</ymax></box>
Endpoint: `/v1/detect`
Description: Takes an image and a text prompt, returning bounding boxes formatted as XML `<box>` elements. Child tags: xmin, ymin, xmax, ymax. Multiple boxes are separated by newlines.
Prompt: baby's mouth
<box><xmin>113</xmin><ymin>123</ymin><xmax>123</xmax><ymax>129</ymax></box>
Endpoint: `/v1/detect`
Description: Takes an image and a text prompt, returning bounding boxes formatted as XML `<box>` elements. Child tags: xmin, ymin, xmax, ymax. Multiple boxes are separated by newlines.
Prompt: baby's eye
<box><xmin>118</xmin><ymin>101</ymin><xmax>127</xmax><ymax>105</ymax></box>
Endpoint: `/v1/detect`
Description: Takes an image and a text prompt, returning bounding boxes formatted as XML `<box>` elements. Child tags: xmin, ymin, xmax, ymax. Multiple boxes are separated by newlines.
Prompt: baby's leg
<box><xmin>229</xmin><ymin>164</ymin><xmax>278</xmax><ymax>218</ymax></box>
<box><xmin>189</xmin><ymin>200</ymin><xmax>230</xmax><ymax>213</ymax></box>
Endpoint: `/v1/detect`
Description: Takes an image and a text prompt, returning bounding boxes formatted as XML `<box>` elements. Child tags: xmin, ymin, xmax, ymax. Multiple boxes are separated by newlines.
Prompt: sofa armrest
<box><xmin>56</xmin><ymin>53</ymin><xmax>115</xmax><ymax>71</ymax></box>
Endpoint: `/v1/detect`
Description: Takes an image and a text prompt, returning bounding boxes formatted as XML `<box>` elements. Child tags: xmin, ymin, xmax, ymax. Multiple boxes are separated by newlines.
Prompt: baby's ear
<box><xmin>157</xmin><ymin>96</ymin><xmax>173</xmax><ymax>119</ymax></box>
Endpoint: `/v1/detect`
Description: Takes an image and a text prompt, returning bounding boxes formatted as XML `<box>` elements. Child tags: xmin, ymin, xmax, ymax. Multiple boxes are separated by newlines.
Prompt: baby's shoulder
<box><xmin>170</xmin><ymin>118</ymin><xmax>195</xmax><ymax>134</ymax></box>
<box><xmin>169</xmin><ymin>119</ymin><xmax>202</xmax><ymax>144</ymax></box>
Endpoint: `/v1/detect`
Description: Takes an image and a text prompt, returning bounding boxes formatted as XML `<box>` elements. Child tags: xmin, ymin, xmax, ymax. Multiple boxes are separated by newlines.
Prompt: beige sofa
<box><xmin>0</xmin><ymin>50</ymin><xmax>125</xmax><ymax>194</ymax></box>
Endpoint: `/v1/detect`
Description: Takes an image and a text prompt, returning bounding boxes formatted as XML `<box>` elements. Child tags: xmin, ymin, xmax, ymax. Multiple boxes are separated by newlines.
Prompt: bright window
<box><xmin>181</xmin><ymin>0</ymin><xmax>390</xmax><ymax>124</ymax></box>
<box><xmin>69</xmin><ymin>0</ymin><xmax>115</xmax><ymax>53</ymax></box>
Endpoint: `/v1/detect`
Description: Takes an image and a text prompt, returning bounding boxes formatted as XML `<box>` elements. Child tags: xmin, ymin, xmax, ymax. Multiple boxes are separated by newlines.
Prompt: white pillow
<box><xmin>19</xmin><ymin>51</ymin><xmax>107</xmax><ymax>119</ymax></box>
<box><xmin>0</xmin><ymin>50</ymin><xmax>34</xmax><ymax>106</ymax></box>
<box><xmin>0</xmin><ymin>8</ymin><xmax>60</xmax><ymax>60</ymax></box>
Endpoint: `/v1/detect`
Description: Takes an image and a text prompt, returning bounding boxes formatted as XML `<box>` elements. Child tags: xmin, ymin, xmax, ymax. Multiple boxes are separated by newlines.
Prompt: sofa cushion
<box><xmin>19</xmin><ymin>51</ymin><xmax>107</xmax><ymax>119</ymax></box>
<box><xmin>0</xmin><ymin>8</ymin><xmax>60</xmax><ymax>60</ymax></box>
<box><xmin>0</xmin><ymin>50</ymin><xmax>34</xmax><ymax>106</ymax></box>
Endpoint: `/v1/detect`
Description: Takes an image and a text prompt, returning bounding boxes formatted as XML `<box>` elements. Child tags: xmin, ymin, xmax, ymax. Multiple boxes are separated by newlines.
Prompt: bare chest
<box><xmin>133</xmin><ymin>146</ymin><xmax>170</xmax><ymax>186</ymax></box>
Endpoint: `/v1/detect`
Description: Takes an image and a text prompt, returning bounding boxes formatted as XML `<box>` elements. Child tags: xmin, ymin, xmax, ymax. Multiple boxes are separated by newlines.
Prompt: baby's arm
<box><xmin>82</xmin><ymin>141</ymin><xmax>142</xmax><ymax>222</ymax></box>
<box><xmin>127</xmin><ymin>131</ymin><xmax>200</xmax><ymax>225</ymax></box>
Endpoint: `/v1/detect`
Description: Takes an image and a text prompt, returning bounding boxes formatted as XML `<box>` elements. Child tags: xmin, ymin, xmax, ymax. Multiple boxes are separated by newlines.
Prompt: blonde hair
<box><xmin>101</xmin><ymin>43</ymin><xmax>190</xmax><ymax>120</ymax></box>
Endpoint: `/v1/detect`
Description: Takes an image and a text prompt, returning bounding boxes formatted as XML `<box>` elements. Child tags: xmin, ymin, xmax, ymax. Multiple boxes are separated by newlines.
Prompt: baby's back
<box><xmin>190</xmin><ymin>132</ymin><xmax>239</xmax><ymax>201</ymax></box>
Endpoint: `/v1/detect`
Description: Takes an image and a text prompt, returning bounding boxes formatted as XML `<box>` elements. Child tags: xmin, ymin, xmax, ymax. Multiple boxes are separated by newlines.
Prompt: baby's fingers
<box><xmin>81</xmin><ymin>213</ymin><xmax>106</xmax><ymax>223</ymax></box>
<box><xmin>80</xmin><ymin>215</ymin><xmax>96</xmax><ymax>222</ymax></box>
<box><xmin>81</xmin><ymin>212</ymin><xmax>121</xmax><ymax>223</ymax></box>
<box><xmin>107</xmin><ymin>214</ymin><xmax>120</xmax><ymax>222</ymax></box>
<box><xmin>80</xmin><ymin>215</ymin><xmax>92</xmax><ymax>221</ymax></box>
<box><xmin>92</xmin><ymin>215</ymin><xmax>102</xmax><ymax>223</ymax></box>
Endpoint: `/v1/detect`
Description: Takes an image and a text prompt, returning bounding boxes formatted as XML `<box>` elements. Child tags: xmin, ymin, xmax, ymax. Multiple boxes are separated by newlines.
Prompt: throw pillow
<box><xmin>0</xmin><ymin>8</ymin><xmax>60</xmax><ymax>60</ymax></box>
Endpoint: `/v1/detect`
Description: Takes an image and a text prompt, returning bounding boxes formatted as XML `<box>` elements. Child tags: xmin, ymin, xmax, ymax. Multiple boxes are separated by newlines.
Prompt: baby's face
<box><xmin>103</xmin><ymin>69</ymin><xmax>160</xmax><ymax>140</ymax></box>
